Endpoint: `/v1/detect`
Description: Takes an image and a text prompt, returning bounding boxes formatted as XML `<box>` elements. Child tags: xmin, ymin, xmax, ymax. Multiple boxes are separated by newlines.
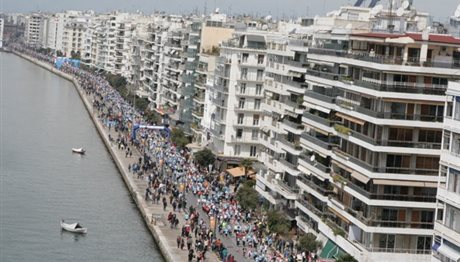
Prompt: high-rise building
<box><xmin>432</xmin><ymin>80</ymin><xmax>460</xmax><ymax>262</ymax></box>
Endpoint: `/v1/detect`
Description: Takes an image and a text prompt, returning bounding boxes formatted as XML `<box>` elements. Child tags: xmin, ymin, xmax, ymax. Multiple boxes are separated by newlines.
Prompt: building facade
<box><xmin>432</xmin><ymin>81</ymin><xmax>460</xmax><ymax>262</ymax></box>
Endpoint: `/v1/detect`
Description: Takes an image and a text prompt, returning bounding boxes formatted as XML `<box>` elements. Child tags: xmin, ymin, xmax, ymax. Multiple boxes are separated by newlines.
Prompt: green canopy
<box><xmin>320</xmin><ymin>239</ymin><xmax>345</xmax><ymax>259</ymax></box>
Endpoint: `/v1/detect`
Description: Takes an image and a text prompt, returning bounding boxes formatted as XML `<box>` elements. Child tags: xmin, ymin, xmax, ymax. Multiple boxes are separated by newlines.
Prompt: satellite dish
<box><xmin>309</xmin><ymin>63</ymin><xmax>316</xmax><ymax>69</ymax></box>
<box><xmin>265</xmin><ymin>15</ymin><xmax>272</xmax><ymax>21</ymax></box>
<box><xmin>215</xmin><ymin>8</ymin><xmax>220</xmax><ymax>13</ymax></box>
<box><xmin>402</xmin><ymin>0</ymin><xmax>410</xmax><ymax>10</ymax></box>
<box><xmin>455</xmin><ymin>6</ymin><xmax>460</xmax><ymax>18</ymax></box>
<box><xmin>396</xmin><ymin>7</ymin><xmax>405</xmax><ymax>17</ymax></box>
<box><xmin>370</xmin><ymin>4</ymin><xmax>383</xmax><ymax>16</ymax></box>
<box><xmin>310</xmin><ymin>154</ymin><xmax>316</xmax><ymax>162</ymax></box>
<box><xmin>346</xmin><ymin>23</ymin><xmax>353</xmax><ymax>30</ymax></box>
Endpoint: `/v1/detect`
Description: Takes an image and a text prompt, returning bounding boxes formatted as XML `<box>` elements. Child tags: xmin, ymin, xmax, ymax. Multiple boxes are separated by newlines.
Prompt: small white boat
<box><xmin>60</xmin><ymin>220</ymin><xmax>87</xmax><ymax>234</ymax></box>
<box><xmin>72</xmin><ymin>148</ymin><xmax>85</xmax><ymax>154</ymax></box>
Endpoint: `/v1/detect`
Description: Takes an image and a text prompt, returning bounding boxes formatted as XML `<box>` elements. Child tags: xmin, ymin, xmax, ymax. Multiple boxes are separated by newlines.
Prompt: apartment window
<box><xmin>257</xmin><ymin>54</ymin><xmax>264</xmax><ymax>64</ymax></box>
<box><xmin>256</xmin><ymin>70</ymin><xmax>263</xmax><ymax>81</ymax></box>
<box><xmin>416</xmin><ymin>236</ymin><xmax>432</xmax><ymax>252</ymax></box>
<box><xmin>455</xmin><ymin>96</ymin><xmax>460</xmax><ymax>120</ymax></box>
<box><xmin>386</xmin><ymin>155</ymin><xmax>410</xmax><ymax>168</ymax></box>
<box><xmin>241</xmin><ymin>68</ymin><xmax>248</xmax><ymax>79</ymax></box>
<box><xmin>237</xmin><ymin>114</ymin><xmax>244</xmax><ymax>124</ymax></box>
<box><xmin>255</xmin><ymin>84</ymin><xmax>262</xmax><ymax>95</ymax></box>
<box><xmin>253</xmin><ymin>115</ymin><xmax>260</xmax><ymax>125</ymax></box>
<box><xmin>239</xmin><ymin>98</ymin><xmax>245</xmax><ymax>109</ymax></box>
<box><xmin>234</xmin><ymin>145</ymin><xmax>241</xmax><ymax>156</ymax></box>
<box><xmin>418</xmin><ymin>130</ymin><xmax>442</xmax><ymax>144</ymax></box>
<box><xmin>420</xmin><ymin>211</ymin><xmax>434</xmax><ymax>229</ymax></box>
<box><xmin>250</xmin><ymin>146</ymin><xmax>257</xmax><ymax>157</ymax></box>
<box><xmin>240</xmin><ymin>83</ymin><xmax>246</xmax><ymax>94</ymax></box>
<box><xmin>446</xmin><ymin>205</ymin><xmax>460</xmax><ymax>232</ymax></box>
<box><xmin>378</xmin><ymin>234</ymin><xmax>395</xmax><ymax>250</ymax></box>
<box><xmin>352</xmin><ymin>41</ymin><xmax>368</xmax><ymax>51</ymax></box>
<box><xmin>254</xmin><ymin>99</ymin><xmax>261</xmax><ymax>110</ymax></box>
<box><xmin>242</xmin><ymin>53</ymin><xmax>249</xmax><ymax>63</ymax></box>
<box><xmin>416</xmin><ymin>156</ymin><xmax>439</xmax><ymax>170</ymax></box>
<box><xmin>389</xmin><ymin>128</ymin><xmax>413</xmax><ymax>141</ymax></box>
<box><xmin>448</xmin><ymin>168</ymin><xmax>460</xmax><ymax>194</ymax></box>
<box><xmin>420</xmin><ymin>104</ymin><xmax>444</xmax><ymax>120</ymax></box>
<box><xmin>236</xmin><ymin>129</ymin><xmax>243</xmax><ymax>138</ymax></box>
<box><xmin>443</xmin><ymin>131</ymin><xmax>451</xmax><ymax>150</ymax></box>
<box><xmin>252</xmin><ymin>130</ymin><xmax>259</xmax><ymax>140</ymax></box>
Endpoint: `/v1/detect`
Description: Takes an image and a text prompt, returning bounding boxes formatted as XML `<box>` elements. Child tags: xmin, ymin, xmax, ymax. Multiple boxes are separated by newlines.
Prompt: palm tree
<box><xmin>239</xmin><ymin>158</ymin><xmax>254</xmax><ymax>177</ymax></box>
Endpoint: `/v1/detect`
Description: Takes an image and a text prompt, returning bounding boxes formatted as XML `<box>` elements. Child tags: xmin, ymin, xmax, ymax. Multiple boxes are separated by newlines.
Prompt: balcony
<box><xmin>332</xmin><ymin>148</ymin><xmax>439</xmax><ymax>176</ymax></box>
<box><xmin>301</xmin><ymin>132</ymin><xmax>333</xmax><ymax>150</ymax></box>
<box><xmin>230</xmin><ymin>136</ymin><xmax>259</xmax><ymax>144</ymax></box>
<box><xmin>277</xmin><ymin>158</ymin><xmax>301</xmax><ymax>176</ymax></box>
<box><xmin>308</xmin><ymin>47</ymin><xmax>460</xmax><ymax>70</ymax></box>
<box><xmin>333</xmin><ymin>174</ymin><xmax>436</xmax><ymax>203</ymax></box>
<box><xmin>281</xmin><ymin>118</ymin><xmax>304</xmax><ymax>134</ymax></box>
<box><xmin>305</xmin><ymin>69</ymin><xmax>447</xmax><ymax>96</ymax></box>
<box><xmin>297</xmin><ymin>175</ymin><xmax>334</xmax><ymax>197</ymax></box>
<box><xmin>304</xmin><ymin>90</ymin><xmax>336</xmax><ymax>103</ymax></box>
<box><xmin>298</xmin><ymin>153</ymin><xmax>331</xmax><ymax>174</ymax></box>
<box><xmin>302</xmin><ymin>112</ymin><xmax>335</xmax><ymax>129</ymax></box>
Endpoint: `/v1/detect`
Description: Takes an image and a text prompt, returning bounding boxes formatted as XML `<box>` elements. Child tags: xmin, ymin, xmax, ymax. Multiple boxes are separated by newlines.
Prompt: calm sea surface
<box><xmin>0</xmin><ymin>53</ymin><xmax>163</xmax><ymax>262</ymax></box>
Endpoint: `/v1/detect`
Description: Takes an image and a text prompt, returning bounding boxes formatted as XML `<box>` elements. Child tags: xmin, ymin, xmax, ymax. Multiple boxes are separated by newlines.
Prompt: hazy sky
<box><xmin>1</xmin><ymin>0</ymin><xmax>458</xmax><ymax>21</ymax></box>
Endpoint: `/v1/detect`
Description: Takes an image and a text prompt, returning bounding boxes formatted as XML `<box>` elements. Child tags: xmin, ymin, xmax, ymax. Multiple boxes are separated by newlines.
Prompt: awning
<box><xmin>434</xmin><ymin>243</ymin><xmax>460</xmax><ymax>262</ymax></box>
<box><xmin>351</xmin><ymin>171</ymin><xmax>370</xmax><ymax>184</ymax></box>
<box><xmin>332</xmin><ymin>160</ymin><xmax>353</xmax><ymax>174</ymax></box>
<box><xmin>320</xmin><ymin>240</ymin><xmax>345</xmax><ymax>259</ymax></box>
<box><xmin>373</xmin><ymin>179</ymin><xmax>438</xmax><ymax>188</ymax></box>
<box><xmin>335</xmin><ymin>112</ymin><xmax>365</xmax><ymax>125</ymax></box>
<box><xmin>226</xmin><ymin>167</ymin><xmax>256</xmax><ymax>178</ymax></box>
<box><xmin>306</xmin><ymin>103</ymin><xmax>331</xmax><ymax>114</ymax></box>
<box><xmin>386</xmin><ymin>36</ymin><xmax>415</xmax><ymax>44</ymax></box>
<box><xmin>329</xmin><ymin>207</ymin><xmax>351</xmax><ymax>224</ymax></box>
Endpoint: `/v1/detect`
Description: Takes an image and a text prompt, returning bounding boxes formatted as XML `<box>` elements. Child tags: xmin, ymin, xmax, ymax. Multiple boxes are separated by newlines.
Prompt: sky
<box><xmin>1</xmin><ymin>0</ymin><xmax>459</xmax><ymax>22</ymax></box>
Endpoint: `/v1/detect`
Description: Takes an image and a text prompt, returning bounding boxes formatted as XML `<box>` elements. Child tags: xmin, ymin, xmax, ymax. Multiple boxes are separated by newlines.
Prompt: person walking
<box><xmin>162</xmin><ymin>197</ymin><xmax>168</xmax><ymax>211</ymax></box>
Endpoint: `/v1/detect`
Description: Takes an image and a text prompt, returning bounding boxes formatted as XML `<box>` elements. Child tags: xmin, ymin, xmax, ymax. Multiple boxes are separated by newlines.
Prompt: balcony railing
<box><xmin>301</xmin><ymin>132</ymin><xmax>333</xmax><ymax>149</ymax></box>
<box><xmin>298</xmin><ymin>154</ymin><xmax>331</xmax><ymax>174</ymax></box>
<box><xmin>304</xmin><ymin>90</ymin><xmax>336</xmax><ymax>103</ymax></box>
<box><xmin>305</xmin><ymin>69</ymin><xmax>447</xmax><ymax>96</ymax></box>
<box><xmin>335</xmin><ymin>176</ymin><xmax>436</xmax><ymax>202</ymax></box>
<box><xmin>308</xmin><ymin>47</ymin><xmax>460</xmax><ymax>70</ymax></box>
<box><xmin>332</xmin><ymin>148</ymin><xmax>439</xmax><ymax>176</ymax></box>
<box><xmin>297</xmin><ymin>175</ymin><xmax>334</xmax><ymax>196</ymax></box>
<box><xmin>302</xmin><ymin>112</ymin><xmax>335</xmax><ymax>127</ymax></box>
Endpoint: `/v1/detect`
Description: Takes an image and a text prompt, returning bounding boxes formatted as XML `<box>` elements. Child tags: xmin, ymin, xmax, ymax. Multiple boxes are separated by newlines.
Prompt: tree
<box><xmin>297</xmin><ymin>233</ymin><xmax>322</xmax><ymax>253</ymax></box>
<box><xmin>239</xmin><ymin>158</ymin><xmax>254</xmax><ymax>177</ymax></box>
<box><xmin>266</xmin><ymin>210</ymin><xmax>291</xmax><ymax>236</ymax></box>
<box><xmin>171</xmin><ymin>128</ymin><xmax>189</xmax><ymax>148</ymax></box>
<box><xmin>336</xmin><ymin>254</ymin><xmax>358</xmax><ymax>262</ymax></box>
<box><xmin>194</xmin><ymin>148</ymin><xmax>216</xmax><ymax>168</ymax></box>
<box><xmin>236</xmin><ymin>183</ymin><xmax>259</xmax><ymax>211</ymax></box>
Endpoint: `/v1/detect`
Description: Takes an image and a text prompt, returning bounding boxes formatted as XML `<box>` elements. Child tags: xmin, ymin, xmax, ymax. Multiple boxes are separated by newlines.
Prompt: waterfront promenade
<box><xmin>12</xmin><ymin>51</ymin><xmax>221</xmax><ymax>262</ymax></box>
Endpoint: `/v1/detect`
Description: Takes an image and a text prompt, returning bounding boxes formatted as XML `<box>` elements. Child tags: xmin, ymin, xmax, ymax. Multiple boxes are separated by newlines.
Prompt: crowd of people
<box><xmin>12</xmin><ymin>45</ymin><xmax>319</xmax><ymax>262</ymax></box>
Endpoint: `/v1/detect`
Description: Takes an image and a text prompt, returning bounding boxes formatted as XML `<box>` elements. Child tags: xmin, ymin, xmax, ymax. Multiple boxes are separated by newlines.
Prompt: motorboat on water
<box><xmin>72</xmin><ymin>148</ymin><xmax>85</xmax><ymax>154</ymax></box>
<box><xmin>60</xmin><ymin>220</ymin><xmax>87</xmax><ymax>234</ymax></box>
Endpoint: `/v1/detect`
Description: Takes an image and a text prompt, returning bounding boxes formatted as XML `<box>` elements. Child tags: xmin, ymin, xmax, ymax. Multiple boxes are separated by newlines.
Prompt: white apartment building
<box><xmin>25</xmin><ymin>13</ymin><xmax>45</xmax><ymax>46</ymax></box>
<box><xmin>256</xmin><ymin>36</ymin><xmax>310</xmax><ymax>219</ymax></box>
<box><xmin>432</xmin><ymin>81</ymin><xmax>460</xmax><ymax>262</ymax></box>
<box><xmin>207</xmin><ymin>31</ymin><xmax>268</xmax><ymax>162</ymax></box>
<box><xmin>42</xmin><ymin>13</ymin><xmax>65</xmax><ymax>52</ymax></box>
<box><xmin>296</xmin><ymin>26</ymin><xmax>460</xmax><ymax>262</ymax></box>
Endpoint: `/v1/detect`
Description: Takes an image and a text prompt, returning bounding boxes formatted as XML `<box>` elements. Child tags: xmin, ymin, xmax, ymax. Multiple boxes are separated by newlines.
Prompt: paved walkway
<box><xmin>70</xmin><ymin>81</ymin><xmax>221</xmax><ymax>261</ymax></box>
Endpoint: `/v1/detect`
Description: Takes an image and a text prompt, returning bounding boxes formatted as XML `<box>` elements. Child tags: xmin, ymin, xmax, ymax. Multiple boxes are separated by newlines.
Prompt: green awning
<box><xmin>320</xmin><ymin>240</ymin><xmax>345</xmax><ymax>259</ymax></box>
